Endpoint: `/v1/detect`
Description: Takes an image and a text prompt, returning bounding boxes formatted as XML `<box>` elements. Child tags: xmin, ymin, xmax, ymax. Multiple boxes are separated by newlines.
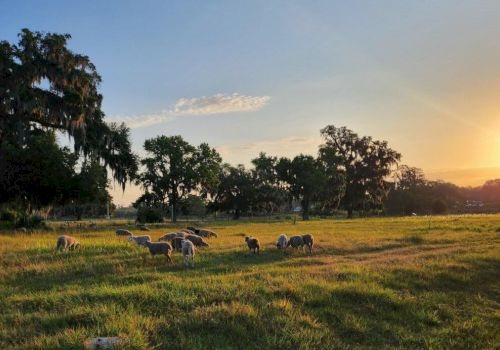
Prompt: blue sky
<box><xmin>2</xmin><ymin>1</ymin><xmax>500</xmax><ymax>204</ymax></box>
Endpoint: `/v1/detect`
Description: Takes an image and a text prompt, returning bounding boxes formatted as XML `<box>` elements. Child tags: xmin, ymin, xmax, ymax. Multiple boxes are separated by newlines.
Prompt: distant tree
<box><xmin>0</xmin><ymin>29</ymin><xmax>137</xmax><ymax>188</ymax></box>
<box><xmin>431</xmin><ymin>198</ymin><xmax>447</xmax><ymax>214</ymax></box>
<box><xmin>211</xmin><ymin>164</ymin><xmax>256</xmax><ymax>219</ymax></box>
<box><xmin>277</xmin><ymin>155</ymin><xmax>326</xmax><ymax>220</ymax></box>
<box><xmin>320</xmin><ymin>126</ymin><xmax>401</xmax><ymax>217</ymax></box>
<box><xmin>135</xmin><ymin>135</ymin><xmax>221</xmax><ymax>222</ymax></box>
<box><xmin>251</xmin><ymin>152</ymin><xmax>288</xmax><ymax>213</ymax></box>
<box><xmin>317</xmin><ymin>146</ymin><xmax>346</xmax><ymax>212</ymax></box>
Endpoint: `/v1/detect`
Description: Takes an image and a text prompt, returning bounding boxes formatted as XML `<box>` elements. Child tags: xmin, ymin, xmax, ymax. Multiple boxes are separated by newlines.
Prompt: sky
<box><xmin>2</xmin><ymin>0</ymin><xmax>500</xmax><ymax>205</ymax></box>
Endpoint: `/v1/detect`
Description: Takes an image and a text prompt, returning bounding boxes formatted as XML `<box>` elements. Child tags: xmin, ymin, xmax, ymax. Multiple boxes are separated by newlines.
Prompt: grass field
<box><xmin>0</xmin><ymin>215</ymin><xmax>499</xmax><ymax>349</ymax></box>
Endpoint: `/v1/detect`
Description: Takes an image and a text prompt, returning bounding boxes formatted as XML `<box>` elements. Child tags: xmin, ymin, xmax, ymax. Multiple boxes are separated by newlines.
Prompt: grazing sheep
<box><xmin>138</xmin><ymin>225</ymin><xmax>151</xmax><ymax>231</ymax></box>
<box><xmin>198</xmin><ymin>229</ymin><xmax>218</xmax><ymax>238</ymax></box>
<box><xmin>187</xmin><ymin>227</ymin><xmax>217</xmax><ymax>238</ymax></box>
<box><xmin>115</xmin><ymin>229</ymin><xmax>132</xmax><ymax>236</ymax></box>
<box><xmin>276</xmin><ymin>234</ymin><xmax>288</xmax><ymax>250</ymax></box>
<box><xmin>144</xmin><ymin>241</ymin><xmax>172</xmax><ymax>263</ymax></box>
<box><xmin>56</xmin><ymin>235</ymin><xmax>80</xmax><ymax>251</ymax></box>
<box><xmin>185</xmin><ymin>234</ymin><xmax>209</xmax><ymax>247</ymax></box>
<box><xmin>245</xmin><ymin>236</ymin><xmax>260</xmax><ymax>254</ymax></box>
<box><xmin>128</xmin><ymin>235</ymin><xmax>151</xmax><ymax>247</ymax></box>
<box><xmin>176</xmin><ymin>231</ymin><xmax>187</xmax><ymax>239</ymax></box>
<box><xmin>171</xmin><ymin>237</ymin><xmax>184</xmax><ymax>251</ymax></box>
<box><xmin>301</xmin><ymin>234</ymin><xmax>314</xmax><ymax>253</ymax></box>
<box><xmin>287</xmin><ymin>235</ymin><xmax>305</xmax><ymax>251</ymax></box>
<box><xmin>159</xmin><ymin>232</ymin><xmax>179</xmax><ymax>241</ymax></box>
<box><xmin>181</xmin><ymin>228</ymin><xmax>195</xmax><ymax>235</ymax></box>
<box><xmin>181</xmin><ymin>239</ymin><xmax>195</xmax><ymax>267</ymax></box>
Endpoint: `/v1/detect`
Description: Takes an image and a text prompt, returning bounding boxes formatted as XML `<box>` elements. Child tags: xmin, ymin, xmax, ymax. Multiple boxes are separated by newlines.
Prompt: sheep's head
<box><xmin>245</xmin><ymin>236</ymin><xmax>250</xmax><ymax>242</ymax></box>
<box><xmin>127</xmin><ymin>236</ymin><xmax>134</xmax><ymax>242</ymax></box>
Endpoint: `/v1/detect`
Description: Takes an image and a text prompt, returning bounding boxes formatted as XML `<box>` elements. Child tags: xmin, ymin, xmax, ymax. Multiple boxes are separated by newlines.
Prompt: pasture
<box><xmin>0</xmin><ymin>215</ymin><xmax>499</xmax><ymax>349</ymax></box>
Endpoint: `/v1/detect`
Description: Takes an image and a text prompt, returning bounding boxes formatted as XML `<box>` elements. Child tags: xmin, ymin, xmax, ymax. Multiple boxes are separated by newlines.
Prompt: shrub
<box><xmin>0</xmin><ymin>208</ymin><xmax>20</xmax><ymax>223</ymax></box>
<box><xmin>431</xmin><ymin>199</ymin><xmax>447</xmax><ymax>215</ymax></box>
<box><xmin>17</xmin><ymin>214</ymin><xmax>46</xmax><ymax>228</ymax></box>
<box><xmin>136</xmin><ymin>206</ymin><xmax>164</xmax><ymax>223</ymax></box>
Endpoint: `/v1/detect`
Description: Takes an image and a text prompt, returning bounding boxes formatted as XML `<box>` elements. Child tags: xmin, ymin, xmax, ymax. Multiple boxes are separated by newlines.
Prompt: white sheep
<box><xmin>276</xmin><ymin>234</ymin><xmax>288</xmax><ymax>250</ymax></box>
<box><xmin>181</xmin><ymin>239</ymin><xmax>195</xmax><ymax>267</ymax></box>
<box><xmin>128</xmin><ymin>235</ymin><xmax>151</xmax><ymax>247</ymax></box>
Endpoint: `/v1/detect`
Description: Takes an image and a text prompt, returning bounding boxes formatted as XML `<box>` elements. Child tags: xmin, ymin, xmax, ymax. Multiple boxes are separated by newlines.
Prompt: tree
<box><xmin>320</xmin><ymin>126</ymin><xmax>401</xmax><ymax>217</ymax></box>
<box><xmin>0</xmin><ymin>29</ymin><xmax>137</xmax><ymax>188</ymax></box>
<box><xmin>0</xmin><ymin>130</ymin><xmax>77</xmax><ymax>212</ymax></box>
<box><xmin>135</xmin><ymin>135</ymin><xmax>221</xmax><ymax>222</ymax></box>
<box><xmin>251</xmin><ymin>152</ymin><xmax>287</xmax><ymax>213</ymax></box>
<box><xmin>277</xmin><ymin>155</ymin><xmax>326</xmax><ymax>220</ymax></box>
<box><xmin>211</xmin><ymin>164</ymin><xmax>256</xmax><ymax>219</ymax></box>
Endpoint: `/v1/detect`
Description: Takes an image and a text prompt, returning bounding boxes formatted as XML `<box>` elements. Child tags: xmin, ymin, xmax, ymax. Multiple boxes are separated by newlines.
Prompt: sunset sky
<box><xmin>2</xmin><ymin>1</ymin><xmax>500</xmax><ymax>205</ymax></box>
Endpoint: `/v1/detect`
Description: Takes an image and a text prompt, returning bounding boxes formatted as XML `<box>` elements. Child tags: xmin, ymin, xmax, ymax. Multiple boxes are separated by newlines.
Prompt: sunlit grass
<box><xmin>0</xmin><ymin>215</ymin><xmax>499</xmax><ymax>349</ymax></box>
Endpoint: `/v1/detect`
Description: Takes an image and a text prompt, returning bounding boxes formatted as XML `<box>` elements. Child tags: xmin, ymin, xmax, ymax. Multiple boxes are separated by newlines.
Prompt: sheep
<box><xmin>181</xmin><ymin>239</ymin><xmax>195</xmax><ymax>267</ymax></box>
<box><xmin>144</xmin><ymin>241</ymin><xmax>172</xmax><ymax>263</ymax></box>
<box><xmin>301</xmin><ymin>234</ymin><xmax>314</xmax><ymax>254</ymax></box>
<box><xmin>287</xmin><ymin>235</ymin><xmax>305</xmax><ymax>252</ymax></box>
<box><xmin>115</xmin><ymin>229</ymin><xmax>132</xmax><ymax>236</ymax></box>
<box><xmin>187</xmin><ymin>227</ymin><xmax>217</xmax><ymax>238</ymax></box>
<box><xmin>276</xmin><ymin>234</ymin><xmax>288</xmax><ymax>250</ymax></box>
<box><xmin>171</xmin><ymin>237</ymin><xmax>184</xmax><ymax>251</ymax></box>
<box><xmin>128</xmin><ymin>235</ymin><xmax>151</xmax><ymax>247</ymax></box>
<box><xmin>176</xmin><ymin>231</ymin><xmax>187</xmax><ymax>239</ymax></box>
<box><xmin>56</xmin><ymin>235</ymin><xmax>80</xmax><ymax>251</ymax></box>
<box><xmin>159</xmin><ymin>232</ymin><xmax>179</xmax><ymax>241</ymax></box>
<box><xmin>185</xmin><ymin>234</ymin><xmax>209</xmax><ymax>247</ymax></box>
<box><xmin>138</xmin><ymin>225</ymin><xmax>151</xmax><ymax>231</ymax></box>
<box><xmin>181</xmin><ymin>228</ymin><xmax>195</xmax><ymax>235</ymax></box>
<box><xmin>245</xmin><ymin>236</ymin><xmax>260</xmax><ymax>254</ymax></box>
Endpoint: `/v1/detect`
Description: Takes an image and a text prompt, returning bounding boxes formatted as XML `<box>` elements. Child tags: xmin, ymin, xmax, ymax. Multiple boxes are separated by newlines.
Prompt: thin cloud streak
<box><xmin>109</xmin><ymin>93</ymin><xmax>271</xmax><ymax>128</ymax></box>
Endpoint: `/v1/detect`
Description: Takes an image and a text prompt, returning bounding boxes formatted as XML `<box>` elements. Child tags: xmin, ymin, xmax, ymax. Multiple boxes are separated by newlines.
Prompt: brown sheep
<box><xmin>116</xmin><ymin>229</ymin><xmax>132</xmax><ymax>236</ymax></box>
<box><xmin>159</xmin><ymin>232</ymin><xmax>179</xmax><ymax>241</ymax></box>
<box><xmin>245</xmin><ymin>236</ymin><xmax>260</xmax><ymax>254</ymax></box>
<box><xmin>56</xmin><ymin>235</ymin><xmax>80</xmax><ymax>251</ymax></box>
<box><xmin>287</xmin><ymin>235</ymin><xmax>305</xmax><ymax>251</ymax></box>
<box><xmin>187</xmin><ymin>227</ymin><xmax>217</xmax><ymax>238</ymax></box>
<box><xmin>185</xmin><ymin>234</ymin><xmax>209</xmax><ymax>247</ymax></box>
<box><xmin>301</xmin><ymin>234</ymin><xmax>314</xmax><ymax>253</ymax></box>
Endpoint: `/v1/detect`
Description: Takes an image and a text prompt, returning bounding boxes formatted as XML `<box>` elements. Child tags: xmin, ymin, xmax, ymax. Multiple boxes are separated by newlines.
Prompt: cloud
<box><xmin>109</xmin><ymin>93</ymin><xmax>271</xmax><ymax>128</ymax></box>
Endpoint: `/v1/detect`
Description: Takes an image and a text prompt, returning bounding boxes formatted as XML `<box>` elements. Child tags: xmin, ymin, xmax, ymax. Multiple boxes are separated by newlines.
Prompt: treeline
<box><xmin>132</xmin><ymin>126</ymin><xmax>400</xmax><ymax>222</ymax></box>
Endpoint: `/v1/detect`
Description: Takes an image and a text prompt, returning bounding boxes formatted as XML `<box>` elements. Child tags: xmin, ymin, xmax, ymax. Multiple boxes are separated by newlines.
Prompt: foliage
<box><xmin>136</xmin><ymin>206</ymin><xmax>164</xmax><ymax>223</ymax></box>
<box><xmin>211</xmin><ymin>164</ymin><xmax>256</xmax><ymax>219</ymax></box>
<box><xmin>0</xmin><ymin>29</ymin><xmax>137</xmax><ymax>188</ymax></box>
<box><xmin>320</xmin><ymin>125</ymin><xmax>401</xmax><ymax>217</ymax></box>
<box><xmin>135</xmin><ymin>135</ymin><xmax>221</xmax><ymax>222</ymax></box>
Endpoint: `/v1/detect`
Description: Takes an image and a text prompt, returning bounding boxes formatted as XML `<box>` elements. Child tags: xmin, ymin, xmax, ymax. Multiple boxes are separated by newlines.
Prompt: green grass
<box><xmin>1</xmin><ymin>215</ymin><xmax>499</xmax><ymax>349</ymax></box>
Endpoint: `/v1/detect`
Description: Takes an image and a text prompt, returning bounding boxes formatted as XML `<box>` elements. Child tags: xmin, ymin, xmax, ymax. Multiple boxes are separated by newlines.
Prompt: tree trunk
<box><xmin>172</xmin><ymin>204</ymin><xmax>177</xmax><ymax>223</ymax></box>
<box><xmin>233</xmin><ymin>208</ymin><xmax>241</xmax><ymax>220</ymax></box>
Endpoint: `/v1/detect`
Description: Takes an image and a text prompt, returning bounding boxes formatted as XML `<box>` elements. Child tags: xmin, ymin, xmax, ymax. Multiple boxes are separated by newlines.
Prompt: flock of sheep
<box><xmin>56</xmin><ymin>226</ymin><xmax>315</xmax><ymax>268</ymax></box>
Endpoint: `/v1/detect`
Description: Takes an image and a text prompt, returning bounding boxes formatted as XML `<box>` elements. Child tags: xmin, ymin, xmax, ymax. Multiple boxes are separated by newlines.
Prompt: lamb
<box><xmin>245</xmin><ymin>236</ymin><xmax>260</xmax><ymax>254</ymax></box>
<box><xmin>56</xmin><ymin>235</ymin><xmax>80</xmax><ymax>251</ymax></box>
<box><xmin>301</xmin><ymin>234</ymin><xmax>314</xmax><ymax>253</ymax></box>
<box><xmin>128</xmin><ymin>235</ymin><xmax>151</xmax><ymax>247</ymax></box>
<box><xmin>276</xmin><ymin>234</ymin><xmax>288</xmax><ymax>250</ymax></box>
<box><xmin>287</xmin><ymin>235</ymin><xmax>305</xmax><ymax>251</ymax></box>
<box><xmin>116</xmin><ymin>229</ymin><xmax>132</xmax><ymax>236</ymax></box>
<box><xmin>144</xmin><ymin>241</ymin><xmax>172</xmax><ymax>263</ymax></box>
<box><xmin>181</xmin><ymin>239</ymin><xmax>195</xmax><ymax>267</ymax></box>
<box><xmin>185</xmin><ymin>234</ymin><xmax>209</xmax><ymax>247</ymax></box>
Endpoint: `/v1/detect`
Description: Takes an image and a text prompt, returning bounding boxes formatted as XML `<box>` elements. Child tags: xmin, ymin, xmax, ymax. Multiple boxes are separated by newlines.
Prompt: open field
<box><xmin>0</xmin><ymin>215</ymin><xmax>499</xmax><ymax>349</ymax></box>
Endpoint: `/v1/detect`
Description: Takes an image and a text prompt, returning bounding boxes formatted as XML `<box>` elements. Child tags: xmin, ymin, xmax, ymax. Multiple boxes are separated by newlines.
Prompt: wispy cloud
<box><xmin>109</xmin><ymin>93</ymin><xmax>271</xmax><ymax>128</ymax></box>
